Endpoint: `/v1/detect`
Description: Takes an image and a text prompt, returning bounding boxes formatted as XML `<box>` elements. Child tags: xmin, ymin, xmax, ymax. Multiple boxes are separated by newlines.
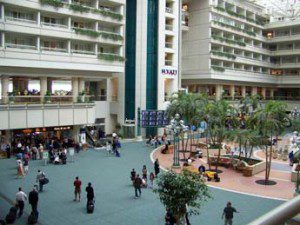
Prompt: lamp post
<box><xmin>167</xmin><ymin>113</ymin><xmax>188</xmax><ymax>168</ymax></box>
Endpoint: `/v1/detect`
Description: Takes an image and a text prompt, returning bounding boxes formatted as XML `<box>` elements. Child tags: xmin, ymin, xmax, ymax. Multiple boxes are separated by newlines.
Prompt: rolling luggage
<box><xmin>87</xmin><ymin>200</ymin><xmax>94</xmax><ymax>214</ymax></box>
<box><xmin>27</xmin><ymin>210</ymin><xmax>39</xmax><ymax>224</ymax></box>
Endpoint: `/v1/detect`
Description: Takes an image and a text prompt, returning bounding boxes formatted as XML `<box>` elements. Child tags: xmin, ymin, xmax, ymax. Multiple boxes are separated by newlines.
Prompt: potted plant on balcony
<box><xmin>8</xmin><ymin>91</ymin><xmax>15</xmax><ymax>104</ymax></box>
<box><xmin>78</xmin><ymin>91</ymin><xmax>86</xmax><ymax>103</ymax></box>
<box><xmin>44</xmin><ymin>90</ymin><xmax>51</xmax><ymax>103</ymax></box>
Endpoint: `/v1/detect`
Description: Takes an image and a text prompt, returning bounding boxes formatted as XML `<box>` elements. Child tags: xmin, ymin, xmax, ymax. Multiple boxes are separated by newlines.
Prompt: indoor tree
<box><xmin>253</xmin><ymin>101</ymin><xmax>288</xmax><ymax>184</ymax></box>
<box><xmin>154</xmin><ymin>170</ymin><xmax>211</xmax><ymax>225</ymax></box>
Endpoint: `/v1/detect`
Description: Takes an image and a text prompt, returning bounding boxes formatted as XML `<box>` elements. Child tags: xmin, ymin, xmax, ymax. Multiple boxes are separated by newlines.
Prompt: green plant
<box><xmin>100</xmin><ymin>32</ymin><xmax>123</xmax><ymax>41</ymax></box>
<box><xmin>98</xmin><ymin>53</ymin><xmax>124</xmax><ymax>62</ymax></box>
<box><xmin>212</xmin><ymin>20</ymin><xmax>256</xmax><ymax>37</ymax></box>
<box><xmin>73</xmin><ymin>27</ymin><xmax>100</xmax><ymax>37</ymax></box>
<box><xmin>211</xmin><ymin>50</ymin><xmax>236</xmax><ymax>59</ymax></box>
<box><xmin>69</xmin><ymin>3</ymin><xmax>90</xmax><ymax>12</ymax></box>
<box><xmin>44</xmin><ymin>91</ymin><xmax>51</xmax><ymax>103</ymax></box>
<box><xmin>211</xmin><ymin>66</ymin><xmax>225</xmax><ymax>72</ymax></box>
<box><xmin>154</xmin><ymin>170</ymin><xmax>211</xmax><ymax>225</ymax></box>
<box><xmin>93</xmin><ymin>9</ymin><xmax>123</xmax><ymax>21</ymax></box>
<box><xmin>211</xmin><ymin>35</ymin><xmax>246</xmax><ymax>47</ymax></box>
<box><xmin>40</xmin><ymin>0</ymin><xmax>64</xmax><ymax>7</ymax></box>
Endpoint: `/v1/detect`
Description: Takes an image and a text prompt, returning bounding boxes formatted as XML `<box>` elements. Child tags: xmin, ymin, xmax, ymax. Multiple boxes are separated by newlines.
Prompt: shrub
<box><xmin>40</xmin><ymin>0</ymin><xmax>64</xmax><ymax>7</ymax></box>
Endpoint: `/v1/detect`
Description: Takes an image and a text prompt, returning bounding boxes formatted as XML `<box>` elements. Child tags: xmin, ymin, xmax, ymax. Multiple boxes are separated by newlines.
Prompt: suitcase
<box><xmin>27</xmin><ymin>211</ymin><xmax>39</xmax><ymax>224</ymax></box>
<box><xmin>87</xmin><ymin>201</ymin><xmax>94</xmax><ymax>214</ymax></box>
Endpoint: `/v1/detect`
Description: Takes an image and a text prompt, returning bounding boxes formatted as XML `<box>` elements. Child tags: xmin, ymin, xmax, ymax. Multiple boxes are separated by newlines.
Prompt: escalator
<box><xmin>84</xmin><ymin>128</ymin><xmax>97</xmax><ymax>147</ymax></box>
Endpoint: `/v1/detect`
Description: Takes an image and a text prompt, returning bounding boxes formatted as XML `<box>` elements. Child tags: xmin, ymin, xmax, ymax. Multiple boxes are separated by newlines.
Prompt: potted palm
<box><xmin>8</xmin><ymin>91</ymin><xmax>15</xmax><ymax>103</ymax></box>
<box><xmin>44</xmin><ymin>90</ymin><xmax>51</xmax><ymax>103</ymax></box>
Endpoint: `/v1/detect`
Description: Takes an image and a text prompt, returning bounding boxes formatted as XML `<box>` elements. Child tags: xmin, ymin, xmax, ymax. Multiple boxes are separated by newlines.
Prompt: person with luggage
<box><xmin>85</xmin><ymin>182</ymin><xmax>94</xmax><ymax>212</ymax></box>
<box><xmin>74</xmin><ymin>176</ymin><xmax>82</xmax><ymax>202</ymax></box>
<box><xmin>36</xmin><ymin>170</ymin><xmax>48</xmax><ymax>192</ymax></box>
<box><xmin>28</xmin><ymin>187</ymin><xmax>39</xmax><ymax>212</ymax></box>
<box><xmin>15</xmin><ymin>187</ymin><xmax>27</xmax><ymax>218</ymax></box>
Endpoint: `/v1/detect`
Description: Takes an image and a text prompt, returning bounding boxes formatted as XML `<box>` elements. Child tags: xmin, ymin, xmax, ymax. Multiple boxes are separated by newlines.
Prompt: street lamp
<box><xmin>167</xmin><ymin>113</ymin><xmax>188</xmax><ymax>168</ymax></box>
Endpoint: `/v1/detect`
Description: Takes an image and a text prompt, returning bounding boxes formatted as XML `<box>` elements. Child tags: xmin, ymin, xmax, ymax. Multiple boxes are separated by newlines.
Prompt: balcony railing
<box><xmin>71</xmin><ymin>49</ymin><xmax>95</xmax><ymax>55</ymax></box>
<box><xmin>41</xmin><ymin>22</ymin><xmax>69</xmax><ymax>29</ymax></box>
<box><xmin>165</xmin><ymin>60</ymin><xmax>173</xmax><ymax>66</ymax></box>
<box><xmin>166</xmin><ymin>7</ymin><xmax>173</xmax><ymax>14</ymax></box>
<box><xmin>165</xmin><ymin>42</ymin><xmax>173</xmax><ymax>48</ymax></box>
<box><xmin>5</xmin><ymin>16</ymin><xmax>36</xmax><ymax>24</ymax></box>
<box><xmin>41</xmin><ymin>47</ymin><xmax>68</xmax><ymax>53</ymax></box>
<box><xmin>165</xmin><ymin>24</ymin><xmax>173</xmax><ymax>31</ymax></box>
<box><xmin>5</xmin><ymin>43</ymin><xmax>37</xmax><ymax>50</ymax></box>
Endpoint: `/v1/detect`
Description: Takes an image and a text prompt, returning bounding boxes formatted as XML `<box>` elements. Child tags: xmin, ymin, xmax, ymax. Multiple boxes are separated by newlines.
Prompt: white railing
<box><xmin>248</xmin><ymin>195</ymin><xmax>300</xmax><ymax>225</ymax></box>
<box><xmin>165</xmin><ymin>24</ymin><xmax>173</xmax><ymax>31</ymax></box>
<box><xmin>5</xmin><ymin>43</ymin><xmax>37</xmax><ymax>50</ymax></box>
<box><xmin>98</xmin><ymin>52</ymin><xmax>119</xmax><ymax>56</ymax></box>
<box><xmin>41</xmin><ymin>22</ymin><xmax>68</xmax><ymax>29</ymax></box>
<box><xmin>5</xmin><ymin>16</ymin><xmax>36</xmax><ymax>24</ymax></box>
<box><xmin>165</xmin><ymin>42</ymin><xmax>173</xmax><ymax>48</ymax></box>
<box><xmin>41</xmin><ymin>47</ymin><xmax>68</xmax><ymax>53</ymax></box>
<box><xmin>166</xmin><ymin>7</ymin><xmax>173</xmax><ymax>14</ymax></box>
<box><xmin>71</xmin><ymin>49</ymin><xmax>95</xmax><ymax>55</ymax></box>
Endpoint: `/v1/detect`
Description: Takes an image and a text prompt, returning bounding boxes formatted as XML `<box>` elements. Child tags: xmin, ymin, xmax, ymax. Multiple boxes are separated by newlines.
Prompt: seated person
<box><xmin>141</xmin><ymin>178</ymin><xmax>147</xmax><ymax>188</ymax></box>
<box><xmin>54</xmin><ymin>154</ymin><xmax>60</xmax><ymax>164</ymax></box>
<box><xmin>198</xmin><ymin>164</ymin><xmax>206</xmax><ymax>175</ymax></box>
<box><xmin>214</xmin><ymin>172</ymin><xmax>220</xmax><ymax>182</ymax></box>
<box><xmin>146</xmin><ymin>136</ymin><xmax>153</xmax><ymax>145</ymax></box>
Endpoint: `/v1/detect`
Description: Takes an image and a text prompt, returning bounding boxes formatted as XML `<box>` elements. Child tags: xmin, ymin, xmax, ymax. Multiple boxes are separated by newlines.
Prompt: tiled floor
<box><xmin>0</xmin><ymin>142</ymin><xmax>283</xmax><ymax>225</ymax></box>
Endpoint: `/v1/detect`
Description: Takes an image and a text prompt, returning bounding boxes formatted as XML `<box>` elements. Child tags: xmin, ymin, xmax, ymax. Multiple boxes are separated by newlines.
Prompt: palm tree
<box><xmin>205</xmin><ymin>100</ymin><xmax>236</xmax><ymax>171</ymax></box>
<box><xmin>253</xmin><ymin>101</ymin><xmax>288</xmax><ymax>183</ymax></box>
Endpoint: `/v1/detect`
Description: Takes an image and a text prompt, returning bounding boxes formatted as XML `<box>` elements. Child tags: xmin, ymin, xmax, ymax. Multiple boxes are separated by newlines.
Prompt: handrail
<box><xmin>41</xmin><ymin>47</ymin><xmax>68</xmax><ymax>53</ymax></box>
<box><xmin>5</xmin><ymin>43</ymin><xmax>37</xmax><ymax>50</ymax></box>
<box><xmin>247</xmin><ymin>195</ymin><xmax>300</xmax><ymax>225</ymax></box>
<box><xmin>5</xmin><ymin>16</ymin><xmax>36</xmax><ymax>24</ymax></box>
<box><xmin>41</xmin><ymin>22</ymin><xmax>68</xmax><ymax>29</ymax></box>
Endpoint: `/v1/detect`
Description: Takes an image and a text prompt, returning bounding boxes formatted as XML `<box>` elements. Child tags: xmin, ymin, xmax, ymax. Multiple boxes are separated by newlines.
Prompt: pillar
<box><xmin>37</xmin><ymin>11</ymin><xmax>41</xmax><ymax>26</ymax></box>
<box><xmin>215</xmin><ymin>84</ymin><xmax>223</xmax><ymax>101</ymax></box>
<box><xmin>72</xmin><ymin>77</ymin><xmax>79</xmax><ymax>102</ymax></box>
<box><xmin>78</xmin><ymin>78</ymin><xmax>85</xmax><ymax>93</ymax></box>
<box><xmin>95</xmin><ymin>0</ymin><xmax>99</xmax><ymax>9</ymax></box>
<box><xmin>40</xmin><ymin>77</ymin><xmax>47</xmax><ymax>102</ymax></box>
<box><xmin>67</xmin><ymin>40</ymin><xmax>71</xmax><ymax>54</ymax></box>
<box><xmin>1</xmin><ymin>32</ymin><xmax>4</xmax><ymax>48</ymax></box>
<box><xmin>1</xmin><ymin>4</ymin><xmax>4</xmax><ymax>20</ymax></box>
<box><xmin>95</xmin><ymin>44</ymin><xmax>98</xmax><ymax>55</ymax></box>
<box><xmin>68</xmin><ymin>17</ymin><xmax>72</xmax><ymax>30</ymax></box>
<box><xmin>36</xmin><ymin>36</ymin><xmax>40</xmax><ymax>52</ymax></box>
<box><xmin>95</xmin><ymin>21</ymin><xmax>98</xmax><ymax>31</ymax></box>
<box><xmin>1</xmin><ymin>76</ymin><xmax>9</xmax><ymax>103</ymax></box>
<box><xmin>230</xmin><ymin>85</ymin><xmax>235</xmax><ymax>99</ymax></box>
<box><xmin>241</xmin><ymin>86</ymin><xmax>246</xmax><ymax>98</ymax></box>
<box><xmin>270</xmin><ymin>89</ymin><xmax>274</xmax><ymax>99</ymax></box>
<box><xmin>251</xmin><ymin>87</ymin><xmax>257</xmax><ymax>96</ymax></box>
<box><xmin>261</xmin><ymin>87</ymin><xmax>266</xmax><ymax>100</ymax></box>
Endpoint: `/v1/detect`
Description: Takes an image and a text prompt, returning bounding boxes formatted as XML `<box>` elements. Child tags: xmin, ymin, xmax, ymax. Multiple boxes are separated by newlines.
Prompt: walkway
<box><xmin>0</xmin><ymin>142</ymin><xmax>283</xmax><ymax>225</ymax></box>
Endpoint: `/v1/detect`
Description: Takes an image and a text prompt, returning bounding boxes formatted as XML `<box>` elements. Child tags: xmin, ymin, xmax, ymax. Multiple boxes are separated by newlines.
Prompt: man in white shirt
<box><xmin>16</xmin><ymin>187</ymin><xmax>27</xmax><ymax>217</ymax></box>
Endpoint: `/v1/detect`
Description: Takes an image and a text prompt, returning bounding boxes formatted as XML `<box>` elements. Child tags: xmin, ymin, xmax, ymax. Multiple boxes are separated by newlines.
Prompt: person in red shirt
<box><xmin>73</xmin><ymin>176</ymin><xmax>82</xmax><ymax>202</ymax></box>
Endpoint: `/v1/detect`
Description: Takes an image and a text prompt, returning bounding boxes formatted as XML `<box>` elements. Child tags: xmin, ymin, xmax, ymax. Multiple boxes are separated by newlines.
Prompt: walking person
<box><xmin>6</xmin><ymin>143</ymin><xmax>11</xmax><ymax>158</ymax></box>
<box><xmin>134</xmin><ymin>174</ymin><xmax>142</xmax><ymax>198</ymax></box>
<box><xmin>149</xmin><ymin>172</ymin><xmax>155</xmax><ymax>189</ymax></box>
<box><xmin>154</xmin><ymin>159</ymin><xmax>160</xmax><ymax>176</ymax></box>
<box><xmin>36</xmin><ymin>170</ymin><xmax>46</xmax><ymax>192</ymax></box>
<box><xmin>28</xmin><ymin>187</ymin><xmax>39</xmax><ymax>212</ymax></box>
<box><xmin>74</xmin><ymin>176</ymin><xmax>82</xmax><ymax>202</ymax></box>
<box><xmin>15</xmin><ymin>187</ymin><xmax>27</xmax><ymax>218</ymax></box>
<box><xmin>23</xmin><ymin>157</ymin><xmax>29</xmax><ymax>175</ymax></box>
<box><xmin>17</xmin><ymin>160</ymin><xmax>25</xmax><ymax>178</ymax></box>
<box><xmin>222</xmin><ymin>202</ymin><xmax>239</xmax><ymax>225</ymax></box>
<box><xmin>85</xmin><ymin>183</ymin><xmax>94</xmax><ymax>207</ymax></box>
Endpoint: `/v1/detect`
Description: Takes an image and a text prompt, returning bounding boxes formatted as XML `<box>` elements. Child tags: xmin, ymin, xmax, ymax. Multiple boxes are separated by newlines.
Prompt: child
<box><xmin>17</xmin><ymin>160</ymin><xmax>24</xmax><ymax>178</ymax></box>
<box><xmin>149</xmin><ymin>172</ymin><xmax>155</xmax><ymax>189</ymax></box>
<box><xmin>23</xmin><ymin>157</ymin><xmax>29</xmax><ymax>174</ymax></box>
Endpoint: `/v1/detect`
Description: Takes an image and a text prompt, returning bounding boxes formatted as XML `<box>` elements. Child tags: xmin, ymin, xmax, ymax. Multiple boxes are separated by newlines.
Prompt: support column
<box><xmin>67</xmin><ymin>40</ymin><xmax>71</xmax><ymax>54</ymax></box>
<box><xmin>95</xmin><ymin>44</ymin><xmax>98</xmax><ymax>55</ymax></box>
<box><xmin>95</xmin><ymin>21</ymin><xmax>98</xmax><ymax>31</ymax></box>
<box><xmin>78</xmin><ymin>78</ymin><xmax>85</xmax><ymax>93</ymax></box>
<box><xmin>251</xmin><ymin>87</ymin><xmax>257</xmax><ymax>96</ymax></box>
<box><xmin>241</xmin><ymin>86</ymin><xmax>246</xmax><ymax>98</ymax></box>
<box><xmin>36</xmin><ymin>36</ymin><xmax>40</xmax><ymax>52</ymax></box>
<box><xmin>47</xmin><ymin>78</ymin><xmax>52</xmax><ymax>94</ymax></box>
<box><xmin>261</xmin><ymin>87</ymin><xmax>266</xmax><ymax>100</ymax></box>
<box><xmin>215</xmin><ymin>84</ymin><xmax>223</xmax><ymax>101</ymax></box>
<box><xmin>1</xmin><ymin>4</ymin><xmax>4</xmax><ymax>20</ymax></box>
<box><xmin>95</xmin><ymin>0</ymin><xmax>99</xmax><ymax>9</ymax></box>
<box><xmin>72</xmin><ymin>77</ymin><xmax>79</xmax><ymax>102</ymax></box>
<box><xmin>106</xmin><ymin>79</ymin><xmax>112</xmax><ymax>101</ymax></box>
<box><xmin>68</xmin><ymin>17</ymin><xmax>72</xmax><ymax>30</ymax></box>
<box><xmin>270</xmin><ymin>89</ymin><xmax>274</xmax><ymax>99</ymax></box>
<box><xmin>1</xmin><ymin>32</ymin><xmax>5</xmax><ymax>47</ymax></box>
<box><xmin>1</xmin><ymin>76</ymin><xmax>9</xmax><ymax>103</ymax></box>
<box><xmin>230</xmin><ymin>85</ymin><xmax>235</xmax><ymax>100</ymax></box>
<box><xmin>37</xmin><ymin>11</ymin><xmax>41</xmax><ymax>26</ymax></box>
<box><xmin>40</xmin><ymin>77</ymin><xmax>47</xmax><ymax>102</ymax></box>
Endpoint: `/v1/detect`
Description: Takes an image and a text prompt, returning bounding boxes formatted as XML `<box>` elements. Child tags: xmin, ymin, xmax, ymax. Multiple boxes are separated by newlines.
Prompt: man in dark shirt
<box><xmin>134</xmin><ymin>174</ymin><xmax>142</xmax><ymax>198</ymax></box>
<box><xmin>222</xmin><ymin>202</ymin><xmax>238</xmax><ymax>225</ymax></box>
<box><xmin>28</xmin><ymin>187</ymin><xmax>39</xmax><ymax>212</ymax></box>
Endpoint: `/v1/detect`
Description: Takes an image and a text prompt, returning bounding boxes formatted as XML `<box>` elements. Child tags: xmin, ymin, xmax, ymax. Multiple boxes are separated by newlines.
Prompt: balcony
<box><xmin>165</xmin><ymin>7</ymin><xmax>173</xmax><ymax>14</ymax></box>
<box><xmin>165</xmin><ymin>24</ymin><xmax>173</xmax><ymax>31</ymax></box>
<box><xmin>5</xmin><ymin>16</ymin><xmax>37</xmax><ymax>24</ymax></box>
<box><xmin>165</xmin><ymin>42</ymin><xmax>173</xmax><ymax>49</ymax></box>
<box><xmin>41</xmin><ymin>47</ymin><xmax>68</xmax><ymax>53</ymax></box>
<box><xmin>98</xmin><ymin>52</ymin><xmax>124</xmax><ymax>62</ymax></box>
<box><xmin>5</xmin><ymin>43</ymin><xmax>37</xmax><ymax>50</ymax></box>
<box><xmin>71</xmin><ymin>49</ymin><xmax>95</xmax><ymax>55</ymax></box>
<box><xmin>41</xmin><ymin>22</ymin><xmax>69</xmax><ymax>29</ymax></box>
<box><xmin>165</xmin><ymin>60</ymin><xmax>173</xmax><ymax>66</ymax></box>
